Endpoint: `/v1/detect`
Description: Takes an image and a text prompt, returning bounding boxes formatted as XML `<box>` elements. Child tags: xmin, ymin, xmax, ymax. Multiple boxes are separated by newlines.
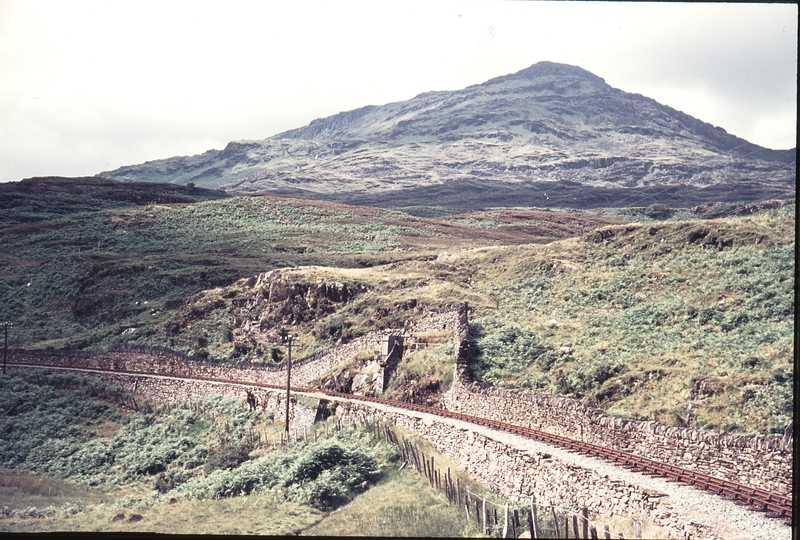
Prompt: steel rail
<box><xmin>310</xmin><ymin>388</ymin><xmax>792</xmax><ymax>521</ymax></box>
<box><xmin>7</xmin><ymin>361</ymin><xmax>792</xmax><ymax>520</ymax></box>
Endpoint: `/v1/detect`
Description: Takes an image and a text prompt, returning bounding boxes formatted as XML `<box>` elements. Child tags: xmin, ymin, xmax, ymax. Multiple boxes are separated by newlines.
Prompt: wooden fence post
<box><xmin>582</xmin><ymin>507</ymin><xmax>589</xmax><ymax>539</ymax></box>
<box><xmin>550</xmin><ymin>504</ymin><xmax>560</xmax><ymax>539</ymax></box>
<box><xmin>527</xmin><ymin>505</ymin><xmax>535</xmax><ymax>539</ymax></box>
<box><xmin>530</xmin><ymin>496</ymin><xmax>539</xmax><ymax>539</ymax></box>
<box><xmin>503</xmin><ymin>503</ymin><xmax>509</xmax><ymax>538</ymax></box>
<box><xmin>573</xmin><ymin>515</ymin><xmax>579</xmax><ymax>539</ymax></box>
<box><xmin>589</xmin><ymin>526</ymin><xmax>598</xmax><ymax>539</ymax></box>
<box><xmin>634</xmin><ymin>522</ymin><xmax>642</xmax><ymax>539</ymax></box>
<box><xmin>447</xmin><ymin>468</ymin><xmax>452</xmax><ymax>503</ymax></box>
<box><xmin>482</xmin><ymin>498</ymin><xmax>487</xmax><ymax>536</ymax></box>
<box><xmin>456</xmin><ymin>477</ymin><xmax>461</xmax><ymax>505</ymax></box>
<box><xmin>511</xmin><ymin>508</ymin><xmax>517</xmax><ymax>538</ymax></box>
<box><xmin>603</xmin><ymin>524</ymin><xmax>611</xmax><ymax>539</ymax></box>
<box><xmin>564</xmin><ymin>515</ymin><xmax>569</xmax><ymax>539</ymax></box>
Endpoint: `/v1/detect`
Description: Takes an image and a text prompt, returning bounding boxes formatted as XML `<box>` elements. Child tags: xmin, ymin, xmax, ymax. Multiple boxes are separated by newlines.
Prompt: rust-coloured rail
<box><xmin>310</xmin><ymin>388</ymin><xmax>792</xmax><ymax>521</ymax></box>
<box><xmin>8</xmin><ymin>362</ymin><xmax>792</xmax><ymax>521</ymax></box>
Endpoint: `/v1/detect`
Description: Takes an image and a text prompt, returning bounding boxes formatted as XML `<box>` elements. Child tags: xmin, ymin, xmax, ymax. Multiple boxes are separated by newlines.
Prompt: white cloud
<box><xmin>0</xmin><ymin>0</ymin><xmax>796</xmax><ymax>182</ymax></box>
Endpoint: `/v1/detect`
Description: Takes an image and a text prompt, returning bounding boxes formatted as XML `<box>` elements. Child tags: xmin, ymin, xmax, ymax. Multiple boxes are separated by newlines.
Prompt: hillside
<box><xmin>153</xmin><ymin>205</ymin><xmax>794</xmax><ymax>436</ymax></box>
<box><xmin>96</xmin><ymin>62</ymin><xmax>795</xmax><ymax>209</ymax></box>
<box><xmin>1</xmin><ymin>177</ymin><xmax>792</xmax><ymax>436</ymax></box>
<box><xmin>0</xmin><ymin>177</ymin><xmax>622</xmax><ymax>351</ymax></box>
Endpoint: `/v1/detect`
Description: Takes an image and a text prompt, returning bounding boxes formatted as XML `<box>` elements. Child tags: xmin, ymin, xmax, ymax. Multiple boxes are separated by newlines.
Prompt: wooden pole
<box><xmin>482</xmin><ymin>498</ymin><xmax>487</xmax><ymax>536</ymax></box>
<box><xmin>634</xmin><ymin>522</ymin><xmax>642</xmax><ymax>539</ymax></box>
<box><xmin>550</xmin><ymin>504</ymin><xmax>560</xmax><ymax>539</ymax></box>
<box><xmin>564</xmin><ymin>515</ymin><xmax>569</xmax><ymax>539</ymax></box>
<box><xmin>527</xmin><ymin>506</ymin><xmax>535</xmax><ymax>539</ymax></box>
<box><xmin>573</xmin><ymin>515</ymin><xmax>580</xmax><ymax>539</ymax></box>
<box><xmin>503</xmin><ymin>503</ymin><xmax>509</xmax><ymax>538</ymax></box>
<box><xmin>284</xmin><ymin>335</ymin><xmax>292</xmax><ymax>437</ymax></box>
<box><xmin>603</xmin><ymin>524</ymin><xmax>611</xmax><ymax>539</ymax></box>
<box><xmin>530</xmin><ymin>496</ymin><xmax>539</xmax><ymax>539</ymax></box>
<box><xmin>582</xmin><ymin>507</ymin><xmax>589</xmax><ymax>539</ymax></box>
<box><xmin>511</xmin><ymin>508</ymin><xmax>517</xmax><ymax>538</ymax></box>
<box><xmin>590</xmin><ymin>526</ymin><xmax>598</xmax><ymax>539</ymax></box>
<box><xmin>456</xmin><ymin>477</ymin><xmax>461</xmax><ymax>505</ymax></box>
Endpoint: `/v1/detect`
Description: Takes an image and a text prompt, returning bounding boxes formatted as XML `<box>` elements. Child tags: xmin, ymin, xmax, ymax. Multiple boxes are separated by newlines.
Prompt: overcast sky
<box><xmin>0</xmin><ymin>1</ymin><xmax>796</xmax><ymax>183</ymax></box>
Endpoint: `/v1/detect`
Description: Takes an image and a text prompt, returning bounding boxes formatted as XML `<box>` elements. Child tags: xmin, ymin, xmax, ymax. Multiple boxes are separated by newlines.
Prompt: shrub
<box><xmin>155</xmin><ymin>468</ymin><xmax>197</xmax><ymax>493</ymax></box>
<box><xmin>472</xmin><ymin>326</ymin><xmax>557</xmax><ymax>386</ymax></box>
<box><xmin>172</xmin><ymin>434</ymin><xmax>385</xmax><ymax>510</ymax></box>
<box><xmin>643</xmin><ymin>204</ymin><xmax>673</xmax><ymax>220</ymax></box>
<box><xmin>205</xmin><ymin>440</ymin><xmax>253</xmax><ymax>474</ymax></box>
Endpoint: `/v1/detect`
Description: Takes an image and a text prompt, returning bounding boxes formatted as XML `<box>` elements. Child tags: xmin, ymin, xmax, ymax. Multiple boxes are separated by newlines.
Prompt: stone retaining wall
<box><xmin>8</xmin><ymin>301</ymin><xmax>792</xmax><ymax>497</ymax></box>
<box><xmin>442</xmin><ymin>305</ymin><xmax>793</xmax><ymax>496</ymax></box>
<box><xmin>6</xmin><ymin>364</ymin><xmax>321</xmax><ymax>432</ymax></box>
<box><xmin>331</xmin><ymin>401</ymin><xmax>696</xmax><ymax>539</ymax></box>
<box><xmin>8</xmin><ymin>306</ymin><xmax>463</xmax><ymax>390</ymax></box>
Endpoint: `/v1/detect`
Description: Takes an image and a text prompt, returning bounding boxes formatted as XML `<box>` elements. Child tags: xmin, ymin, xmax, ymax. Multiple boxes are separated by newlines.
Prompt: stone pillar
<box><xmin>381</xmin><ymin>335</ymin><xmax>403</xmax><ymax>392</ymax></box>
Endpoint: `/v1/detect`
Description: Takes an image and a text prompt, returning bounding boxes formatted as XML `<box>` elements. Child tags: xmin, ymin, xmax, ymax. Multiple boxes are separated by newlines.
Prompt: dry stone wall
<box><xmin>332</xmin><ymin>401</ymin><xmax>689</xmax><ymax>539</ymax></box>
<box><xmin>8</xmin><ymin>302</ymin><xmax>791</xmax><ymax>499</ymax></box>
<box><xmin>6</xmin><ymin>364</ymin><xmax>321</xmax><ymax>432</ymax></box>
<box><xmin>442</xmin><ymin>305</ymin><xmax>793</xmax><ymax>496</ymax></box>
<box><xmin>8</xmin><ymin>306</ymin><xmax>464</xmax><ymax>390</ymax></box>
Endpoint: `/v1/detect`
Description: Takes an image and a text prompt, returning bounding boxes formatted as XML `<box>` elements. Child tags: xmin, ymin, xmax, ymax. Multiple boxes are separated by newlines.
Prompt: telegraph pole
<box><xmin>284</xmin><ymin>334</ymin><xmax>293</xmax><ymax>438</ymax></box>
<box><xmin>2</xmin><ymin>322</ymin><xmax>11</xmax><ymax>376</ymax></box>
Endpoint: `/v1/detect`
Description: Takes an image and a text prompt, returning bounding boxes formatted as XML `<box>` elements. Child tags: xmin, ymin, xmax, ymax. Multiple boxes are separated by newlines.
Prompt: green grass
<box><xmin>461</xmin><ymin>209</ymin><xmax>795</xmax><ymax>434</ymax></box>
<box><xmin>304</xmin><ymin>468</ymin><xmax>481</xmax><ymax>537</ymax></box>
<box><xmin>2</xmin><ymin>181</ymin><xmax>617</xmax><ymax>352</ymax></box>
<box><xmin>1</xmin><ymin>178</ymin><xmax>793</xmax><ymax>434</ymax></box>
<box><xmin>0</xmin><ymin>372</ymin><xmax>494</xmax><ymax>535</ymax></box>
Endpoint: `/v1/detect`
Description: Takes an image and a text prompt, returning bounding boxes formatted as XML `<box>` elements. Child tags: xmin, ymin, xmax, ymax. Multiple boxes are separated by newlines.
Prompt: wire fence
<box><xmin>371</xmin><ymin>417</ymin><xmax>644</xmax><ymax>539</ymax></box>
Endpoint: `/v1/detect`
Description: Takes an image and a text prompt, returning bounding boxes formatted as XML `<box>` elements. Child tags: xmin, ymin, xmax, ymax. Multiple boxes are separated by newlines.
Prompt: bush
<box><xmin>472</xmin><ymin>326</ymin><xmax>558</xmax><ymax>386</ymax></box>
<box><xmin>172</xmin><ymin>435</ymin><xmax>385</xmax><ymax>510</ymax></box>
<box><xmin>155</xmin><ymin>468</ymin><xmax>197</xmax><ymax>493</ymax></box>
<box><xmin>643</xmin><ymin>204</ymin><xmax>673</xmax><ymax>220</ymax></box>
<box><xmin>205</xmin><ymin>440</ymin><xmax>253</xmax><ymax>474</ymax></box>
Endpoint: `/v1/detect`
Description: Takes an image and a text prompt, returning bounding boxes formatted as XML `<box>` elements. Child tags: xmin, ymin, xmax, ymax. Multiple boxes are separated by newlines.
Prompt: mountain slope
<box><xmin>98</xmin><ymin>62</ymin><xmax>796</xmax><ymax>208</ymax></box>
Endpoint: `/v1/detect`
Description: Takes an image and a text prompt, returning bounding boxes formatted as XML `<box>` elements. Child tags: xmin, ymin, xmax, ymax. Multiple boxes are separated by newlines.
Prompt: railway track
<box><xmin>9</xmin><ymin>362</ymin><xmax>793</xmax><ymax>522</ymax></box>
<box><xmin>311</xmin><ymin>389</ymin><xmax>792</xmax><ymax>522</ymax></box>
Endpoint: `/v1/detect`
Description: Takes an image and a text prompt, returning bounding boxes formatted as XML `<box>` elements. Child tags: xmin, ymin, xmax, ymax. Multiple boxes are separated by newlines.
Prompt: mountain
<box><xmin>97</xmin><ymin>62</ymin><xmax>796</xmax><ymax>209</ymax></box>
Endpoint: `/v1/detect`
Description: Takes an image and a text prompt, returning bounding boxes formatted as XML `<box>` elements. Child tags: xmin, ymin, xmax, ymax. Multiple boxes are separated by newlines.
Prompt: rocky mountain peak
<box><xmin>485</xmin><ymin>61</ymin><xmax>607</xmax><ymax>86</ymax></box>
<box><xmin>97</xmin><ymin>61</ymin><xmax>795</xmax><ymax>209</ymax></box>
